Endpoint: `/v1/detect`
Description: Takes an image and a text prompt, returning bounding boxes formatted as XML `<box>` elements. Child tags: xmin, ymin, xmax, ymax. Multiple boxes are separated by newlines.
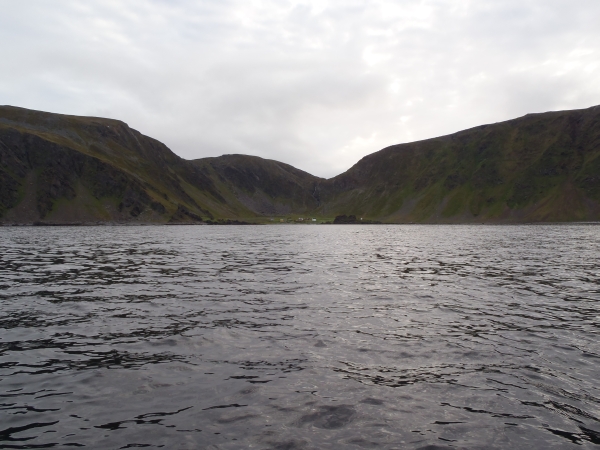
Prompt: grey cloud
<box><xmin>0</xmin><ymin>0</ymin><xmax>599</xmax><ymax>177</ymax></box>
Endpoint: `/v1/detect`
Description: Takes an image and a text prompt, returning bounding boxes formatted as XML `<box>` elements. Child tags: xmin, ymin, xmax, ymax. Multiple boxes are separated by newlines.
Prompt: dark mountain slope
<box><xmin>2</xmin><ymin>104</ymin><xmax>600</xmax><ymax>224</ymax></box>
<box><xmin>318</xmin><ymin>105</ymin><xmax>600</xmax><ymax>222</ymax></box>
<box><xmin>0</xmin><ymin>106</ymin><xmax>320</xmax><ymax>223</ymax></box>
<box><xmin>193</xmin><ymin>155</ymin><xmax>323</xmax><ymax>216</ymax></box>
<box><xmin>0</xmin><ymin>106</ymin><xmax>228</xmax><ymax>223</ymax></box>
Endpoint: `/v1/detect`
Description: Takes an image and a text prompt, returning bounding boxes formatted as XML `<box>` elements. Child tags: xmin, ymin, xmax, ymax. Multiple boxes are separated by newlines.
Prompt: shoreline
<box><xmin>2</xmin><ymin>221</ymin><xmax>600</xmax><ymax>227</ymax></box>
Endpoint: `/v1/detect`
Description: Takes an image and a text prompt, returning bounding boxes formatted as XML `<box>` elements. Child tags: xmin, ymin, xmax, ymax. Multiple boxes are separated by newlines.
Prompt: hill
<box><xmin>1</xmin><ymin>104</ymin><xmax>599</xmax><ymax>224</ymax></box>
<box><xmin>0</xmin><ymin>106</ymin><xmax>322</xmax><ymax>224</ymax></box>
<box><xmin>320</xmin><ymin>105</ymin><xmax>600</xmax><ymax>222</ymax></box>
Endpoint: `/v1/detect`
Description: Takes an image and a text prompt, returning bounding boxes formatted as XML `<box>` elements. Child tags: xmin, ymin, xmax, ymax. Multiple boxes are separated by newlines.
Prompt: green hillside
<box><xmin>1</xmin><ymin>104</ymin><xmax>599</xmax><ymax>224</ymax></box>
<box><xmin>0</xmin><ymin>106</ymin><xmax>320</xmax><ymax>224</ymax></box>
<box><xmin>319</xmin><ymin>105</ymin><xmax>600</xmax><ymax>222</ymax></box>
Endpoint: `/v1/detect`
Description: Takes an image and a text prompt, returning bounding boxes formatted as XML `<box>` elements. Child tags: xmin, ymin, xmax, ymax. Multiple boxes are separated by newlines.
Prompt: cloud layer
<box><xmin>1</xmin><ymin>0</ymin><xmax>599</xmax><ymax>177</ymax></box>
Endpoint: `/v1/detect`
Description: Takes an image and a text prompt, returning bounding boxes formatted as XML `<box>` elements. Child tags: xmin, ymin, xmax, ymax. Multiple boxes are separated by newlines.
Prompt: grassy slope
<box><xmin>318</xmin><ymin>105</ymin><xmax>600</xmax><ymax>222</ymax></box>
<box><xmin>1</xmin><ymin>104</ymin><xmax>600</xmax><ymax>224</ymax></box>
<box><xmin>0</xmin><ymin>106</ymin><xmax>322</xmax><ymax>223</ymax></box>
<box><xmin>0</xmin><ymin>106</ymin><xmax>223</xmax><ymax>223</ymax></box>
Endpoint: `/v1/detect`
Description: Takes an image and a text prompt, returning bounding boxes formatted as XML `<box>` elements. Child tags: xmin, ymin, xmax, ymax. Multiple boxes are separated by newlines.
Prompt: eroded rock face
<box><xmin>0</xmin><ymin>127</ymin><xmax>164</xmax><ymax>222</ymax></box>
<box><xmin>0</xmin><ymin>107</ymin><xmax>213</xmax><ymax>224</ymax></box>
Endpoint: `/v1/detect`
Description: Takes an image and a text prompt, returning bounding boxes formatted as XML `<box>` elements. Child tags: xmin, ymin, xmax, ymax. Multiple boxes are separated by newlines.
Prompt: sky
<box><xmin>1</xmin><ymin>1</ymin><xmax>599</xmax><ymax>178</ymax></box>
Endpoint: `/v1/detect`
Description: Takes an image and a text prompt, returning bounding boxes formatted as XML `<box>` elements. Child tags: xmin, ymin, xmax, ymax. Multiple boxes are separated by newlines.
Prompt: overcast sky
<box><xmin>1</xmin><ymin>0</ymin><xmax>599</xmax><ymax>177</ymax></box>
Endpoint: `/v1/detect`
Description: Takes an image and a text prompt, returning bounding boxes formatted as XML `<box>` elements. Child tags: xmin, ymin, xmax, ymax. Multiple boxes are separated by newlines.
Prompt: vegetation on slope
<box><xmin>318</xmin><ymin>105</ymin><xmax>600</xmax><ymax>222</ymax></box>
<box><xmin>0</xmin><ymin>106</ymin><xmax>221</xmax><ymax>223</ymax></box>
<box><xmin>0</xmin><ymin>106</ymin><xmax>321</xmax><ymax>224</ymax></box>
<box><xmin>1</xmin><ymin>104</ymin><xmax>600</xmax><ymax>224</ymax></box>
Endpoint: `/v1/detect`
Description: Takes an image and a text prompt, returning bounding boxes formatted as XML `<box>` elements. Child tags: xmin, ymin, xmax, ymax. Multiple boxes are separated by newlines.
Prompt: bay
<box><xmin>0</xmin><ymin>224</ymin><xmax>599</xmax><ymax>449</ymax></box>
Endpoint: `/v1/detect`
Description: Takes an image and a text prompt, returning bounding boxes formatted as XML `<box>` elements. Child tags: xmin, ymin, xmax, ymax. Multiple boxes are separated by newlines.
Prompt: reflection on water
<box><xmin>0</xmin><ymin>224</ymin><xmax>599</xmax><ymax>449</ymax></box>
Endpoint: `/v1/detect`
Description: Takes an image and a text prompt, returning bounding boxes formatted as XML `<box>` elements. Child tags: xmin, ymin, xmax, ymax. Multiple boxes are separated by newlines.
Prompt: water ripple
<box><xmin>1</xmin><ymin>224</ymin><xmax>599</xmax><ymax>448</ymax></box>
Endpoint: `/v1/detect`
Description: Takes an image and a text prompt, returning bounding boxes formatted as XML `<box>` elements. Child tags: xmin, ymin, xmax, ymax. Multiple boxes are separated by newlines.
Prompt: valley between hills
<box><xmin>1</xmin><ymin>104</ymin><xmax>600</xmax><ymax>225</ymax></box>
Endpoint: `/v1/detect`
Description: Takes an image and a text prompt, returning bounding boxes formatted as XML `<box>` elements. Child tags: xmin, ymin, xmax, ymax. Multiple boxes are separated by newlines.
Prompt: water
<box><xmin>0</xmin><ymin>224</ymin><xmax>599</xmax><ymax>449</ymax></box>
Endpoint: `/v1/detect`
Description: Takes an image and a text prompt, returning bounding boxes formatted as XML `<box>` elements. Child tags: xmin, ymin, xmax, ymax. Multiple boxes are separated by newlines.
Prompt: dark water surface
<box><xmin>1</xmin><ymin>225</ymin><xmax>599</xmax><ymax>449</ymax></box>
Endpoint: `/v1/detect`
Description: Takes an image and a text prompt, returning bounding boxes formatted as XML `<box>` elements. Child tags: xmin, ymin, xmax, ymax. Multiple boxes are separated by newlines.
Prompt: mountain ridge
<box><xmin>1</xmin><ymin>104</ymin><xmax>600</xmax><ymax>224</ymax></box>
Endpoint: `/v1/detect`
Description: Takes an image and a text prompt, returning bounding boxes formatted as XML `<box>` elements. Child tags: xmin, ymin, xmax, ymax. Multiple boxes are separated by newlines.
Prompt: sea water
<box><xmin>0</xmin><ymin>224</ymin><xmax>599</xmax><ymax>449</ymax></box>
